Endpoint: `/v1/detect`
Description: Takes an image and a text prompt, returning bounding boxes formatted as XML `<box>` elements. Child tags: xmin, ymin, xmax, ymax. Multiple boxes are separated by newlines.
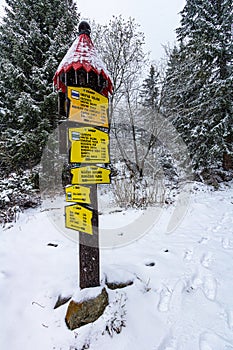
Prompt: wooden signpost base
<box><xmin>79</xmin><ymin>184</ymin><xmax>100</xmax><ymax>288</ymax></box>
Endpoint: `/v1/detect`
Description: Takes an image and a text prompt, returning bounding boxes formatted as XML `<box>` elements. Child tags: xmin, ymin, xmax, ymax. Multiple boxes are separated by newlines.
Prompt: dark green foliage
<box><xmin>162</xmin><ymin>0</ymin><xmax>233</xmax><ymax>178</ymax></box>
<box><xmin>0</xmin><ymin>170</ymin><xmax>41</xmax><ymax>225</ymax></box>
<box><xmin>140</xmin><ymin>65</ymin><xmax>159</xmax><ymax>111</ymax></box>
<box><xmin>0</xmin><ymin>0</ymin><xmax>79</xmax><ymax>174</ymax></box>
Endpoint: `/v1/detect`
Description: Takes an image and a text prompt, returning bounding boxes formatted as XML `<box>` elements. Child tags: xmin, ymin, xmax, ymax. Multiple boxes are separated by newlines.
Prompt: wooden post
<box><xmin>54</xmin><ymin>21</ymin><xmax>112</xmax><ymax>290</ymax></box>
<box><xmin>79</xmin><ymin>184</ymin><xmax>100</xmax><ymax>288</ymax></box>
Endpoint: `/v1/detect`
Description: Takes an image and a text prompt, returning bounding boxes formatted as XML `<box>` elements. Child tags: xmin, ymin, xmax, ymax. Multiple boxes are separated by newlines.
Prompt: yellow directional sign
<box><xmin>71</xmin><ymin>166</ymin><xmax>111</xmax><ymax>184</ymax></box>
<box><xmin>65</xmin><ymin>185</ymin><xmax>91</xmax><ymax>204</ymax></box>
<box><xmin>67</xmin><ymin>87</ymin><xmax>109</xmax><ymax>127</ymax></box>
<box><xmin>69</xmin><ymin>127</ymin><xmax>109</xmax><ymax>164</ymax></box>
<box><xmin>65</xmin><ymin>204</ymin><xmax>93</xmax><ymax>234</ymax></box>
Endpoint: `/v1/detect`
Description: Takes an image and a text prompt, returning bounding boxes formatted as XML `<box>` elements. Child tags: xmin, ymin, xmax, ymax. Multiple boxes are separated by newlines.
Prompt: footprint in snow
<box><xmin>202</xmin><ymin>276</ymin><xmax>217</xmax><ymax>301</ymax></box>
<box><xmin>201</xmin><ymin>252</ymin><xmax>213</xmax><ymax>268</ymax></box>
<box><xmin>199</xmin><ymin>332</ymin><xmax>233</xmax><ymax>350</ymax></box>
<box><xmin>183</xmin><ymin>249</ymin><xmax>193</xmax><ymax>261</ymax></box>
<box><xmin>186</xmin><ymin>273</ymin><xmax>203</xmax><ymax>292</ymax></box>
<box><xmin>199</xmin><ymin>339</ymin><xmax>214</xmax><ymax>350</ymax></box>
<box><xmin>212</xmin><ymin>225</ymin><xmax>222</xmax><ymax>233</ymax></box>
<box><xmin>157</xmin><ymin>330</ymin><xmax>177</xmax><ymax>350</ymax></box>
<box><xmin>158</xmin><ymin>288</ymin><xmax>172</xmax><ymax>312</ymax></box>
<box><xmin>222</xmin><ymin>238</ymin><xmax>233</xmax><ymax>250</ymax></box>
<box><xmin>198</xmin><ymin>237</ymin><xmax>209</xmax><ymax>244</ymax></box>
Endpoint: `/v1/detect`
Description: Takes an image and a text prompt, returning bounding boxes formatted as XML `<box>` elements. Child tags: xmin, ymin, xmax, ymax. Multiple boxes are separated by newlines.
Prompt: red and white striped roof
<box><xmin>53</xmin><ymin>33</ymin><xmax>113</xmax><ymax>95</ymax></box>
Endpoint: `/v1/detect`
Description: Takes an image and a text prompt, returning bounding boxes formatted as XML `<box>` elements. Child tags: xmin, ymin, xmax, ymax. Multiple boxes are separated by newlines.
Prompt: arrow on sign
<box><xmin>65</xmin><ymin>184</ymin><xmax>91</xmax><ymax>204</ymax></box>
<box><xmin>65</xmin><ymin>204</ymin><xmax>93</xmax><ymax>235</ymax></box>
<box><xmin>71</xmin><ymin>166</ymin><xmax>111</xmax><ymax>184</ymax></box>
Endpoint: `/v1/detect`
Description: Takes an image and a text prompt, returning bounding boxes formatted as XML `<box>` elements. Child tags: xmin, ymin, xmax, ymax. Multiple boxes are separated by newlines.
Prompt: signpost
<box><xmin>53</xmin><ymin>21</ymin><xmax>113</xmax><ymax>289</ymax></box>
<box><xmin>67</xmin><ymin>86</ymin><xmax>109</xmax><ymax>127</ymax></box>
<box><xmin>65</xmin><ymin>204</ymin><xmax>93</xmax><ymax>235</ymax></box>
<box><xmin>69</xmin><ymin>127</ymin><xmax>109</xmax><ymax>164</ymax></box>
<box><xmin>70</xmin><ymin>166</ymin><xmax>111</xmax><ymax>185</ymax></box>
<box><xmin>65</xmin><ymin>185</ymin><xmax>91</xmax><ymax>204</ymax></box>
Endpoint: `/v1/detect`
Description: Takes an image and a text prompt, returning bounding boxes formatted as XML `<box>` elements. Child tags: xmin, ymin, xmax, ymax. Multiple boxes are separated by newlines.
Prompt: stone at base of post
<box><xmin>65</xmin><ymin>287</ymin><xmax>108</xmax><ymax>330</ymax></box>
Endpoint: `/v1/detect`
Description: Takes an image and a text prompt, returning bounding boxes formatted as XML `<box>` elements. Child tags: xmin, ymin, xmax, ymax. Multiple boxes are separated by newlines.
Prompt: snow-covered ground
<box><xmin>1</xmin><ymin>182</ymin><xmax>233</xmax><ymax>350</ymax></box>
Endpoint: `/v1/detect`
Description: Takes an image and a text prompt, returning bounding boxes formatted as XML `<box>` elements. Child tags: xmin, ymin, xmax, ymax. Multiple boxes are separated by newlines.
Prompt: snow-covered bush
<box><xmin>0</xmin><ymin>171</ymin><xmax>41</xmax><ymax>225</ymax></box>
<box><xmin>111</xmin><ymin>162</ymin><xmax>165</xmax><ymax>208</ymax></box>
<box><xmin>103</xmin><ymin>291</ymin><xmax>127</xmax><ymax>337</ymax></box>
<box><xmin>112</xmin><ymin>176</ymin><xmax>165</xmax><ymax>208</ymax></box>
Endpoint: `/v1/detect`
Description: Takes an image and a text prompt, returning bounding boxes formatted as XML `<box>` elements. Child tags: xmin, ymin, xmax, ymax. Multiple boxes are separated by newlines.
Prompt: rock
<box><xmin>106</xmin><ymin>280</ymin><xmax>133</xmax><ymax>290</ymax></box>
<box><xmin>47</xmin><ymin>243</ymin><xmax>58</xmax><ymax>247</ymax></box>
<box><xmin>54</xmin><ymin>294</ymin><xmax>72</xmax><ymax>309</ymax></box>
<box><xmin>65</xmin><ymin>287</ymin><xmax>108</xmax><ymax>330</ymax></box>
<box><xmin>104</xmin><ymin>266</ymin><xmax>135</xmax><ymax>290</ymax></box>
<box><xmin>145</xmin><ymin>261</ymin><xmax>155</xmax><ymax>267</ymax></box>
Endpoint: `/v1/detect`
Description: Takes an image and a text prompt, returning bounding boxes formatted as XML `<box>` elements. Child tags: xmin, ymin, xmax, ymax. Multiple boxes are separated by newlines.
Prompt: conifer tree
<box><xmin>140</xmin><ymin>65</ymin><xmax>159</xmax><ymax>111</ymax></box>
<box><xmin>162</xmin><ymin>0</ymin><xmax>233</xmax><ymax>178</ymax></box>
<box><xmin>0</xmin><ymin>0</ymin><xmax>79</xmax><ymax>174</ymax></box>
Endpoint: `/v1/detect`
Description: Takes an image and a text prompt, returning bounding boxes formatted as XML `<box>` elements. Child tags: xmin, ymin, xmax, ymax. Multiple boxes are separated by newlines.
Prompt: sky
<box><xmin>0</xmin><ymin>0</ymin><xmax>186</xmax><ymax>61</ymax></box>
<box><xmin>77</xmin><ymin>0</ymin><xmax>186</xmax><ymax>61</ymax></box>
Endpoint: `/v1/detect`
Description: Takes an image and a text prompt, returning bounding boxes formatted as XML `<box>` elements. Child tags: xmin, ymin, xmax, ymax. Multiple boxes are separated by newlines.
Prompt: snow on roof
<box><xmin>53</xmin><ymin>34</ymin><xmax>113</xmax><ymax>95</ymax></box>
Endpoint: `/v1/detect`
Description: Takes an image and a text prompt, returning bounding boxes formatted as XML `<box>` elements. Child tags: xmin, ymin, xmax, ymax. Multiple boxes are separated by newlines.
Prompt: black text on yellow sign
<box><xmin>65</xmin><ymin>185</ymin><xmax>91</xmax><ymax>204</ymax></box>
<box><xmin>71</xmin><ymin>165</ymin><xmax>111</xmax><ymax>185</ymax></box>
<box><xmin>67</xmin><ymin>87</ymin><xmax>109</xmax><ymax>128</ymax></box>
<box><xmin>69</xmin><ymin>127</ymin><xmax>109</xmax><ymax>164</ymax></box>
<box><xmin>65</xmin><ymin>204</ymin><xmax>93</xmax><ymax>234</ymax></box>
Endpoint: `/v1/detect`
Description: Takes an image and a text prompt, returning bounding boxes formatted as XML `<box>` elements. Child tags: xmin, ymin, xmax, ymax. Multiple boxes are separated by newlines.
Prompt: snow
<box><xmin>72</xmin><ymin>286</ymin><xmax>104</xmax><ymax>303</ymax></box>
<box><xmin>57</xmin><ymin>35</ymin><xmax>106</xmax><ymax>73</ymax></box>
<box><xmin>1</xmin><ymin>182</ymin><xmax>233</xmax><ymax>349</ymax></box>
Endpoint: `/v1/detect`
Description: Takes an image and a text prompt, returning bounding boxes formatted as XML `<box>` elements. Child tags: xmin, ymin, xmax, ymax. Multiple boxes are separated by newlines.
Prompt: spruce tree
<box><xmin>140</xmin><ymin>65</ymin><xmax>159</xmax><ymax>111</ymax></box>
<box><xmin>0</xmin><ymin>0</ymin><xmax>79</xmax><ymax>174</ymax></box>
<box><xmin>162</xmin><ymin>0</ymin><xmax>233</xmax><ymax>178</ymax></box>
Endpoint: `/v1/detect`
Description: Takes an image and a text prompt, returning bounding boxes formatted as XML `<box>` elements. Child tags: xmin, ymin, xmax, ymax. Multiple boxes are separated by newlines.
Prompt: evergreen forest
<box><xmin>0</xmin><ymin>0</ymin><xmax>232</xmax><ymax>222</ymax></box>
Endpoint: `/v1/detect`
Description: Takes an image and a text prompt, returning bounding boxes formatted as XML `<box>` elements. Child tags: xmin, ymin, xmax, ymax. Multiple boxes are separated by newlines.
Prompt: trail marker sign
<box><xmin>65</xmin><ymin>204</ymin><xmax>93</xmax><ymax>235</ymax></box>
<box><xmin>67</xmin><ymin>87</ymin><xmax>109</xmax><ymax>128</ymax></box>
<box><xmin>65</xmin><ymin>185</ymin><xmax>91</xmax><ymax>204</ymax></box>
<box><xmin>71</xmin><ymin>165</ymin><xmax>111</xmax><ymax>185</ymax></box>
<box><xmin>69</xmin><ymin>127</ymin><xmax>109</xmax><ymax>164</ymax></box>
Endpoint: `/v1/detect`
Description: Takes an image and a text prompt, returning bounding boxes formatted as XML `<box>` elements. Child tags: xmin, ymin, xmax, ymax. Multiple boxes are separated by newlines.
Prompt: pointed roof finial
<box><xmin>78</xmin><ymin>21</ymin><xmax>91</xmax><ymax>36</ymax></box>
<box><xmin>53</xmin><ymin>20</ymin><xmax>113</xmax><ymax>96</ymax></box>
